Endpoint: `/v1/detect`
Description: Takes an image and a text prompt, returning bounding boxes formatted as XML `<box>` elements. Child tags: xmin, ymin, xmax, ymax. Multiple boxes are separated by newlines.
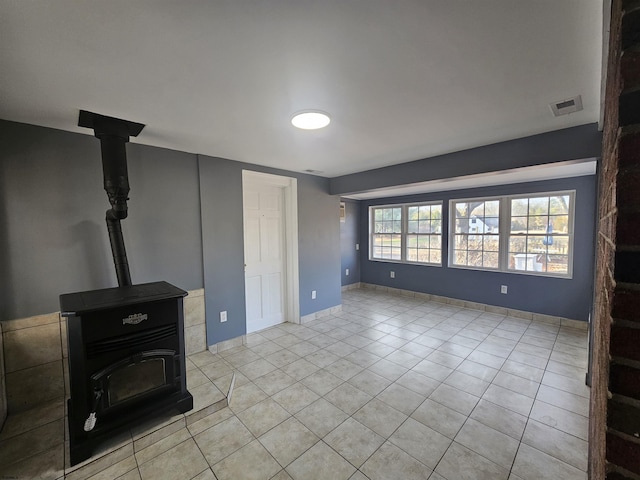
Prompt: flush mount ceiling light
<box><xmin>291</xmin><ymin>111</ymin><xmax>331</xmax><ymax>130</ymax></box>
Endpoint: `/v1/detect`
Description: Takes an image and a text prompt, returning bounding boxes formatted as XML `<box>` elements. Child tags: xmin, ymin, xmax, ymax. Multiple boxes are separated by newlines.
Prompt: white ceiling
<box><xmin>0</xmin><ymin>1</ymin><xmax>603</xmax><ymax>178</ymax></box>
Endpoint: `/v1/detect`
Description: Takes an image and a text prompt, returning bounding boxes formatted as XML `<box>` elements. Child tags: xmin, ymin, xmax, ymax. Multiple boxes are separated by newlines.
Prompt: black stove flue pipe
<box><xmin>78</xmin><ymin>110</ymin><xmax>145</xmax><ymax>287</ymax></box>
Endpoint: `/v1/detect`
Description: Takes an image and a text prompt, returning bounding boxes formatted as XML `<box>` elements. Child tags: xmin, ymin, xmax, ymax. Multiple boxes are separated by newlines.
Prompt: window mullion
<box><xmin>500</xmin><ymin>197</ymin><xmax>509</xmax><ymax>272</ymax></box>
<box><xmin>401</xmin><ymin>205</ymin><xmax>406</xmax><ymax>262</ymax></box>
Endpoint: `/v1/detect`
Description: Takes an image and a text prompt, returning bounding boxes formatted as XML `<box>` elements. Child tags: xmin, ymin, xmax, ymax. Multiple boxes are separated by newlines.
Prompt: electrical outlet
<box><xmin>311</xmin><ymin>290</ymin><xmax>317</xmax><ymax>300</ymax></box>
<box><xmin>346</xmin><ymin>268</ymin><xmax>350</xmax><ymax>276</ymax></box>
<box><xmin>501</xmin><ymin>285</ymin><xmax>508</xmax><ymax>294</ymax></box>
<box><xmin>356</xmin><ymin>243</ymin><xmax>360</xmax><ymax>250</ymax></box>
<box><xmin>220</xmin><ymin>311</ymin><xmax>227</xmax><ymax>322</ymax></box>
<box><xmin>390</xmin><ymin>271</ymin><xmax>395</xmax><ymax>278</ymax></box>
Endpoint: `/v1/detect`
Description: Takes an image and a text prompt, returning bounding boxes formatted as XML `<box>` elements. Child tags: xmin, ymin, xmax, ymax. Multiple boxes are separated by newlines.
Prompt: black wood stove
<box><xmin>61</xmin><ymin>282</ymin><xmax>193</xmax><ymax>465</ymax></box>
<box><xmin>60</xmin><ymin>111</ymin><xmax>193</xmax><ymax>466</ymax></box>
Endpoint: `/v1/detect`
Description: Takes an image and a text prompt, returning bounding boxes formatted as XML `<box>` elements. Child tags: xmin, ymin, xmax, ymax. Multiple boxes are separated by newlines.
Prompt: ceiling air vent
<box><xmin>549</xmin><ymin>95</ymin><xmax>583</xmax><ymax>117</ymax></box>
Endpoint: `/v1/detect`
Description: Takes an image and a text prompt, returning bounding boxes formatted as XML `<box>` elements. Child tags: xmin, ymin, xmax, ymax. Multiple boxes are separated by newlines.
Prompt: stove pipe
<box><xmin>78</xmin><ymin>110</ymin><xmax>145</xmax><ymax>287</ymax></box>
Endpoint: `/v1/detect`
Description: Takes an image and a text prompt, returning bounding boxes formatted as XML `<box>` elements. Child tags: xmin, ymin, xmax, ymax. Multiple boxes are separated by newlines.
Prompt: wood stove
<box><xmin>61</xmin><ymin>282</ymin><xmax>193</xmax><ymax>465</ymax></box>
<box><xmin>60</xmin><ymin>111</ymin><xmax>193</xmax><ymax>466</ymax></box>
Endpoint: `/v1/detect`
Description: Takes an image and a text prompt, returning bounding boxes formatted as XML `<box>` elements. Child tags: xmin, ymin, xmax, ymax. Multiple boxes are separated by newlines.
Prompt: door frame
<box><xmin>242</xmin><ymin>170</ymin><xmax>300</xmax><ymax>326</ymax></box>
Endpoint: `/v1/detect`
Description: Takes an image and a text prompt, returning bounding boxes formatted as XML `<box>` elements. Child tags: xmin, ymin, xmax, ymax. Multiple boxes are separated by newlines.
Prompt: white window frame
<box><xmin>448</xmin><ymin>190</ymin><xmax>575</xmax><ymax>278</ymax></box>
<box><xmin>369</xmin><ymin>202</ymin><xmax>443</xmax><ymax>266</ymax></box>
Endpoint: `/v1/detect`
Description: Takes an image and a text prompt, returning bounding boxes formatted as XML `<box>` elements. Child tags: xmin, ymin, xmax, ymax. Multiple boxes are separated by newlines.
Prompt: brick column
<box><xmin>590</xmin><ymin>1</ymin><xmax>640</xmax><ymax>478</ymax></box>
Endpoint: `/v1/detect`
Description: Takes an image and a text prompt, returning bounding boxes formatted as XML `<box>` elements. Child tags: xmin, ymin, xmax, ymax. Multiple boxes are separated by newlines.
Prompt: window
<box><xmin>370</xmin><ymin>203</ymin><xmax>442</xmax><ymax>265</ymax></box>
<box><xmin>371</xmin><ymin>206</ymin><xmax>402</xmax><ymax>261</ymax></box>
<box><xmin>449</xmin><ymin>191</ymin><xmax>575</xmax><ymax>277</ymax></box>
<box><xmin>508</xmin><ymin>193</ymin><xmax>572</xmax><ymax>275</ymax></box>
<box><xmin>452</xmin><ymin>199</ymin><xmax>500</xmax><ymax>269</ymax></box>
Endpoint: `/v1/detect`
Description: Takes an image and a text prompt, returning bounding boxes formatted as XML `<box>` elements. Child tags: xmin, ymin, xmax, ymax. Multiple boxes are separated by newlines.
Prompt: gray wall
<box><xmin>340</xmin><ymin>199</ymin><xmax>361</xmax><ymax>286</ymax></box>
<box><xmin>198</xmin><ymin>156</ymin><xmax>341</xmax><ymax>346</ymax></box>
<box><xmin>0</xmin><ymin>120</ymin><xmax>343</xmax><ymax>344</ymax></box>
<box><xmin>359</xmin><ymin>175</ymin><xmax>597</xmax><ymax>321</ymax></box>
<box><xmin>0</xmin><ymin>120</ymin><xmax>204</xmax><ymax>321</ymax></box>
<box><xmin>330</xmin><ymin>124</ymin><xmax>602</xmax><ymax>195</ymax></box>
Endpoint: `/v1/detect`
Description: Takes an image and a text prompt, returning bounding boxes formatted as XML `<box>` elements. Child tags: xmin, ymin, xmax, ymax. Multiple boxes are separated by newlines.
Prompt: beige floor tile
<box><xmin>352</xmin><ymin>398</ymin><xmax>407</xmax><ymax>438</ymax></box>
<box><xmin>324</xmin><ymin>417</ymin><xmax>385</xmax><ymax>467</ymax></box>
<box><xmin>132</xmin><ymin>414</ymin><xmax>186</xmax><ymax>450</ymax></box>
<box><xmin>454</xmin><ymin>418</ymin><xmax>519</xmax><ymax>469</ymax></box>
<box><xmin>305</xmin><ymin>349</ymin><xmax>341</xmax><ymax>368</ymax></box>
<box><xmin>258</xmin><ymin>417</ymin><xmax>319</xmax><ymax>467</ymax></box>
<box><xmin>347</xmin><ymin>370</ymin><xmax>392</xmax><ymax>396</ymax></box>
<box><xmin>521</xmin><ymin>419</ymin><xmax>588</xmax><ymax>471</ymax></box>
<box><xmin>545</xmin><ymin>360</ymin><xmax>586</xmax><ymax>380</ymax></box>
<box><xmin>0</xmin><ymin>418</ymin><xmax>63</xmax><ymax>468</ymax></box>
<box><xmin>295</xmin><ymin>398</ymin><xmax>349</xmax><ymax>437</ymax></box>
<box><xmin>87</xmin><ymin>455</ymin><xmax>137</xmax><ymax>480</ymax></box>
<box><xmin>300</xmin><ymin>369</ymin><xmax>344</xmax><ymax>396</ymax></box>
<box><xmin>361</xmin><ymin>341</ymin><xmax>397</xmax><ymax>357</ymax></box>
<box><xmin>536</xmin><ymin>385</ymin><xmax>589</xmax><ymax>417</ymax></box>
<box><xmin>325</xmin><ymin>341</ymin><xmax>360</xmax><ymax>357</ymax></box>
<box><xmin>456</xmin><ymin>359</ymin><xmax>499</xmax><ymax>382</ymax></box>
<box><xmin>186</xmin><ymin>406</ymin><xmax>234</xmax><ymax>436</ymax></box>
<box><xmin>224</xmin><ymin>349</ymin><xmax>260</xmax><ymax>369</ymax></box>
<box><xmin>482</xmin><ymin>384</ymin><xmax>534</xmax><ymax>416</ymax></box>
<box><xmin>500</xmin><ymin>359</ymin><xmax>544</xmax><ymax>382</ymax></box>
<box><xmin>435</xmin><ymin>442</ymin><xmax>509</xmax><ymax>480</ymax></box>
<box><xmin>189</xmin><ymin>351</ymin><xmax>220</xmax><ymax>368</ymax></box>
<box><xmin>529</xmin><ymin>400</ymin><xmax>589</xmax><ymax>440</ymax></box>
<box><xmin>376</xmin><ymin>383</ymin><xmax>425</xmax><ymax>415</ymax></box>
<box><xmin>237</xmin><ymin>358</ymin><xmax>278</xmax><ymax>380</ymax></box>
<box><xmin>189</xmin><ymin>382</ymin><xmax>226</xmax><ymax>412</ymax></box>
<box><xmin>117</xmin><ymin>467</ymin><xmax>142</xmax><ymax>480</ymax></box>
<box><xmin>247</xmin><ymin>340</ymin><xmax>284</xmax><ymax>357</ymax></box>
<box><xmin>271</xmin><ymin>470</ymin><xmax>294</xmax><ymax>480</ymax></box>
<box><xmin>395</xmin><ymin>371</ymin><xmax>440</xmax><ymax>397</ymax></box>
<box><xmin>511</xmin><ymin>443</ymin><xmax>587</xmax><ymax>480</ymax></box>
<box><xmin>272</xmin><ymin>383</ymin><xmax>320</xmax><ymax>414</ymax></box>
<box><xmin>411</xmin><ymin>399</ymin><xmax>466</xmax><ymax>439</ymax></box>
<box><xmin>469</xmin><ymin>399</ymin><xmax>527</xmax><ymax>440</ymax></box>
<box><xmin>360</xmin><ymin>441</ymin><xmax>431</xmax><ymax>480</ymax></box>
<box><xmin>0</xmin><ymin>398</ymin><xmax>64</xmax><ymax>441</ymax></box>
<box><xmin>507</xmin><ymin>351</ymin><xmax>548</xmax><ymax>369</ymax></box>
<box><xmin>429</xmin><ymin>384</ymin><xmax>480</xmax><ymax>416</ymax></box>
<box><xmin>135</xmin><ymin>427</ymin><xmax>191</xmax><ymax>465</ymax></box>
<box><xmin>286</xmin><ymin>441</ymin><xmax>356</xmax><ymax>480</ymax></box>
<box><xmin>193</xmin><ymin>416</ymin><xmax>254</xmax><ymax>465</ymax></box>
<box><xmin>253</xmin><ymin>369</ymin><xmax>297</xmax><ymax>396</ymax></box>
<box><xmin>0</xmin><ymin>444</ymin><xmax>64</xmax><ymax>480</ymax></box>
<box><xmin>191</xmin><ymin>468</ymin><xmax>216</xmax><ymax>480</ymax></box>
<box><xmin>412</xmin><ymin>359</ymin><xmax>453</xmax><ymax>382</ymax></box>
<box><xmin>281</xmin><ymin>358</ymin><xmax>320</xmax><ymax>381</ymax></box>
<box><xmin>398</xmin><ymin>341</ymin><xmax>435</xmax><ymax>358</ymax></box>
<box><xmin>138</xmin><ymin>439</ymin><xmax>208</xmax><ymax>480</ymax></box>
<box><xmin>228</xmin><ymin>382</ymin><xmax>268</xmax><ymax>413</ymax></box>
<box><xmin>237</xmin><ymin>398</ymin><xmax>291</xmax><ymax>437</ymax></box>
<box><xmin>212</xmin><ymin>439</ymin><xmax>281</xmax><ymax>480</ymax></box>
<box><xmin>343</xmin><ymin>350</ymin><xmax>383</xmax><ymax>369</ymax></box>
<box><xmin>348</xmin><ymin>471</ymin><xmax>370</xmax><ymax>480</ymax></box>
<box><xmin>324</xmin><ymin>383</ymin><xmax>373</xmax><ymax>415</ymax></box>
<box><xmin>444</xmin><ymin>370</ymin><xmax>490</xmax><ymax>397</ymax></box>
<box><xmin>325</xmin><ymin>358</ymin><xmax>365</xmax><ymax>380</ymax></box>
<box><xmin>264</xmin><ymin>349</ymin><xmax>301</xmax><ymax>368</ymax></box>
<box><xmin>388</xmin><ymin>417</ymin><xmax>451</xmax><ymax>469</ymax></box>
<box><xmin>186</xmin><ymin>368</ymin><xmax>211</xmax><ymax>390</ymax></box>
<box><xmin>541</xmin><ymin>371</ymin><xmax>590</xmax><ymax>398</ymax></box>
<box><xmin>492</xmin><ymin>371</ymin><xmax>540</xmax><ymax>398</ymax></box>
<box><xmin>367</xmin><ymin>358</ymin><xmax>409</xmax><ymax>381</ymax></box>
<box><xmin>466</xmin><ymin>350</ymin><xmax>506</xmax><ymax>369</ymax></box>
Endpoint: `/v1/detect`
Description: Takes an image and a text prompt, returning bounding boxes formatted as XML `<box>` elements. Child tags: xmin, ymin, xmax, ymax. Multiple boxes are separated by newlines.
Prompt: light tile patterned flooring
<box><xmin>0</xmin><ymin>289</ymin><xmax>590</xmax><ymax>479</ymax></box>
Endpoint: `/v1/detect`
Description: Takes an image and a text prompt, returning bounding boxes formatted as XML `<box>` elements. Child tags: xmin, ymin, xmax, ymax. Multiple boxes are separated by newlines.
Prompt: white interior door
<box><xmin>243</xmin><ymin>182</ymin><xmax>286</xmax><ymax>333</ymax></box>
